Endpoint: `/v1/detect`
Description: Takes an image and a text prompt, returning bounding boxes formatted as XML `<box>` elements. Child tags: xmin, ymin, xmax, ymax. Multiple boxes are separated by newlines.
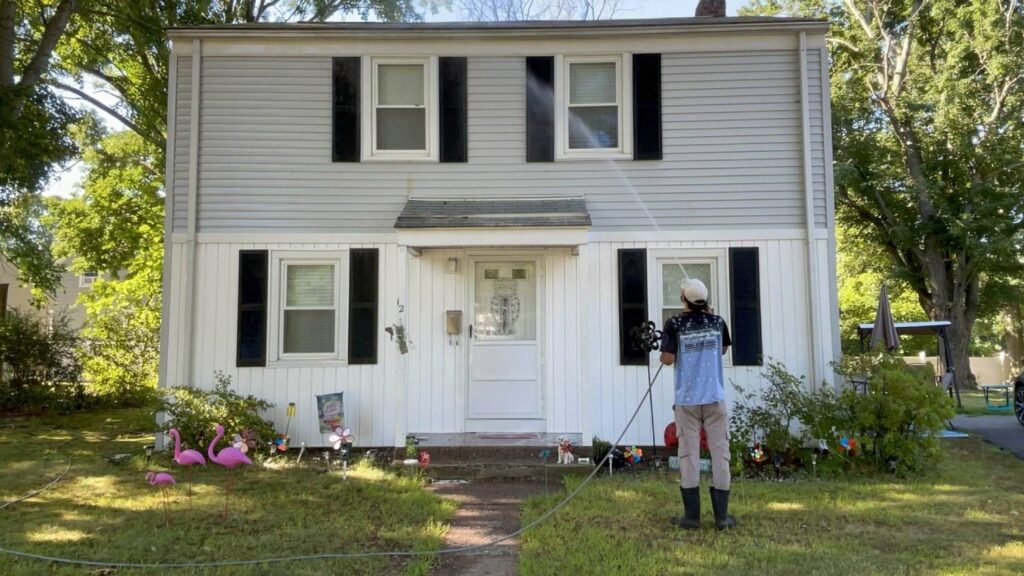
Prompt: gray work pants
<box><xmin>675</xmin><ymin>401</ymin><xmax>731</xmax><ymax>490</ymax></box>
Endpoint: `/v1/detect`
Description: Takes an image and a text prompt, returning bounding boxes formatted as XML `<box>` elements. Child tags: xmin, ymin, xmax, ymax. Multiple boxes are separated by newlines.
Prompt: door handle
<box><xmin>469</xmin><ymin>324</ymin><xmax>473</xmax><ymax>339</ymax></box>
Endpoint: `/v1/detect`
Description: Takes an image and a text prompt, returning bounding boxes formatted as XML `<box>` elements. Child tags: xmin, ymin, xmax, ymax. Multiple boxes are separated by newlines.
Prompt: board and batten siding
<box><xmin>163</xmin><ymin>235</ymin><xmax>833</xmax><ymax>447</ymax></box>
<box><xmin>581</xmin><ymin>238</ymin><xmax>836</xmax><ymax>446</ymax></box>
<box><xmin>170</xmin><ymin>48</ymin><xmax>830</xmax><ymax>233</ymax></box>
<box><xmin>164</xmin><ymin>241</ymin><xmax>405</xmax><ymax>448</ymax></box>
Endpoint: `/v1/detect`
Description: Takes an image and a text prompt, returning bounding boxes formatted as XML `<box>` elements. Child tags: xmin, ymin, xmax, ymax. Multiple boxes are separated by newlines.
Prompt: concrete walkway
<box><xmin>953</xmin><ymin>415</ymin><xmax>1024</xmax><ymax>459</ymax></box>
<box><xmin>427</xmin><ymin>482</ymin><xmax>546</xmax><ymax>576</ymax></box>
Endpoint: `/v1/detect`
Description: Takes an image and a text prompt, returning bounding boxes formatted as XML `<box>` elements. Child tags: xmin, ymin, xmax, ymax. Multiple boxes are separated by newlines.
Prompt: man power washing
<box><xmin>660</xmin><ymin>278</ymin><xmax>737</xmax><ymax>531</ymax></box>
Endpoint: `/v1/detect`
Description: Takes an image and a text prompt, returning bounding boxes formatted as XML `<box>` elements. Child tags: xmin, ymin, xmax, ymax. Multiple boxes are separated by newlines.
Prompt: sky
<box><xmin>45</xmin><ymin>0</ymin><xmax>752</xmax><ymax>198</ymax></box>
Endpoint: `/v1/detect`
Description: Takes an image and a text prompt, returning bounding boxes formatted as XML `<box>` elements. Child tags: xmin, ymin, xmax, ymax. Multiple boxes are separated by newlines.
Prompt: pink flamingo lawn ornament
<box><xmin>207</xmin><ymin>423</ymin><xmax>252</xmax><ymax>519</ymax></box>
<box><xmin>167</xmin><ymin>428</ymin><xmax>206</xmax><ymax>510</ymax></box>
<box><xmin>145</xmin><ymin>471</ymin><xmax>176</xmax><ymax>526</ymax></box>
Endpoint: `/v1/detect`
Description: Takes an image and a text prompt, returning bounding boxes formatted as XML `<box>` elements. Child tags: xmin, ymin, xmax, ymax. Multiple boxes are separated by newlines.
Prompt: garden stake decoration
<box><xmin>276</xmin><ymin>402</ymin><xmax>296</xmax><ymax>452</ymax></box>
<box><xmin>631</xmin><ymin>320</ymin><xmax>664</xmax><ymax>458</ymax></box>
<box><xmin>167</xmin><ymin>428</ymin><xmax>206</xmax><ymax>511</ymax></box>
<box><xmin>145</xmin><ymin>471</ymin><xmax>176</xmax><ymax>526</ymax></box>
<box><xmin>329</xmin><ymin>427</ymin><xmax>354</xmax><ymax>479</ymax></box>
<box><xmin>208</xmin><ymin>424</ymin><xmax>252</xmax><ymax>520</ymax></box>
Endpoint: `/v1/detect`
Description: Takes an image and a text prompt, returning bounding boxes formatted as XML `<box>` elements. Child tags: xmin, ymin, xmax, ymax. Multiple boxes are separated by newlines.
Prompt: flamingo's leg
<box><xmin>162</xmin><ymin>487</ymin><xmax>170</xmax><ymax>526</ymax></box>
<box><xmin>187</xmin><ymin>467</ymin><xmax>193</xmax><ymax>512</ymax></box>
<box><xmin>222</xmin><ymin>473</ymin><xmax>231</xmax><ymax>520</ymax></box>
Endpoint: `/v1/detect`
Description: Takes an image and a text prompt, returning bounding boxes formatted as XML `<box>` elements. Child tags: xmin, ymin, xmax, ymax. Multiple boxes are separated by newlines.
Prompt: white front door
<box><xmin>466</xmin><ymin>259</ymin><xmax>543</xmax><ymax>429</ymax></box>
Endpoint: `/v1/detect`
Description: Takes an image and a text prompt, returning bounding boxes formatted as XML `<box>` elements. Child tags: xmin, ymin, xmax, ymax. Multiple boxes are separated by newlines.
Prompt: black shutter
<box><xmin>440</xmin><ymin>57</ymin><xmax>468</xmax><ymax>163</ymax></box>
<box><xmin>618</xmin><ymin>249</ymin><xmax>648</xmax><ymax>365</ymax></box>
<box><xmin>633</xmin><ymin>53</ymin><xmax>662</xmax><ymax>161</ymax></box>
<box><xmin>237</xmin><ymin>250</ymin><xmax>268</xmax><ymax>367</ymax></box>
<box><xmin>348</xmin><ymin>249</ymin><xmax>379</xmax><ymax>364</ymax></box>
<box><xmin>526</xmin><ymin>56</ymin><xmax>554</xmax><ymax>162</ymax></box>
<box><xmin>332</xmin><ymin>57</ymin><xmax>360</xmax><ymax>162</ymax></box>
<box><xmin>729</xmin><ymin>247</ymin><xmax>762</xmax><ymax>366</ymax></box>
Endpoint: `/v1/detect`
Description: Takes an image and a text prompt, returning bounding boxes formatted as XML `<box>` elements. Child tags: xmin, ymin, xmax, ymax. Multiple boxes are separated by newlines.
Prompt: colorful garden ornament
<box><xmin>167</xmin><ymin>428</ymin><xmax>206</xmax><ymax>511</ymax></box>
<box><xmin>276</xmin><ymin>402</ymin><xmax>297</xmax><ymax>452</ymax></box>
<box><xmin>838</xmin><ymin>437</ymin><xmax>859</xmax><ymax>457</ymax></box>
<box><xmin>329</xmin><ymin>426</ymin><xmax>354</xmax><ymax>479</ymax></box>
<box><xmin>145</xmin><ymin>471</ymin><xmax>176</xmax><ymax>526</ymax></box>
<box><xmin>208</xmin><ymin>424</ymin><xmax>252</xmax><ymax>519</ymax></box>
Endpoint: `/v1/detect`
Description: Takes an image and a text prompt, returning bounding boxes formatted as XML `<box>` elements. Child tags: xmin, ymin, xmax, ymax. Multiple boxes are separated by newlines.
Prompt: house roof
<box><xmin>167</xmin><ymin>17</ymin><xmax>828</xmax><ymax>38</ymax></box>
<box><xmin>394</xmin><ymin>197</ymin><xmax>591</xmax><ymax>229</ymax></box>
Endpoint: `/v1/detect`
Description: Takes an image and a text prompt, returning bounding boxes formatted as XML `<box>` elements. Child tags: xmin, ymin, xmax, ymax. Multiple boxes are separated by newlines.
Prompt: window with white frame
<box><xmin>369</xmin><ymin>57</ymin><xmax>435</xmax><ymax>160</ymax></box>
<box><xmin>651</xmin><ymin>249</ymin><xmax>729</xmax><ymax>327</ymax></box>
<box><xmin>79</xmin><ymin>271</ymin><xmax>98</xmax><ymax>288</ymax></box>
<box><xmin>658</xmin><ymin>260</ymin><xmax>716</xmax><ymax>325</ymax></box>
<box><xmin>269</xmin><ymin>253</ymin><xmax>348</xmax><ymax>362</ymax></box>
<box><xmin>282</xmin><ymin>263</ymin><xmax>337</xmax><ymax>355</ymax></box>
<box><xmin>560</xmin><ymin>55</ymin><xmax>631</xmax><ymax>158</ymax></box>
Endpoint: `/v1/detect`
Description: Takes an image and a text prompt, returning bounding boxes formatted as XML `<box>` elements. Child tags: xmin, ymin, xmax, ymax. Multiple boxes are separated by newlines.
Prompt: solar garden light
<box><xmin>144</xmin><ymin>444</ymin><xmax>154</xmax><ymax>465</ymax></box>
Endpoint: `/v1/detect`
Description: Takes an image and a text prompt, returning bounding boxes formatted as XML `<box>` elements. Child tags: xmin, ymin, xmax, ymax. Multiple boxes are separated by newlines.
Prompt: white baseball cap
<box><xmin>680</xmin><ymin>278</ymin><xmax>708</xmax><ymax>304</ymax></box>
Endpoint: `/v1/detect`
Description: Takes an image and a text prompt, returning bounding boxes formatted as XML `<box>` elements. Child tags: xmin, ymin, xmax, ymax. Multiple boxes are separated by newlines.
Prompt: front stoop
<box><xmin>391</xmin><ymin>447</ymin><xmax>594</xmax><ymax>482</ymax></box>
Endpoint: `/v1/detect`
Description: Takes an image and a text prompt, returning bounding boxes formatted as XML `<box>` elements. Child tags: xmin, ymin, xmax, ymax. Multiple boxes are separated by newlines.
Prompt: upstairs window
<box><xmin>79</xmin><ymin>271</ymin><xmax>98</xmax><ymax>288</ymax></box>
<box><xmin>558</xmin><ymin>55</ymin><xmax>631</xmax><ymax>159</ymax></box>
<box><xmin>368</xmin><ymin>57</ymin><xmax>437</xmax><ymax>161</ymax></box>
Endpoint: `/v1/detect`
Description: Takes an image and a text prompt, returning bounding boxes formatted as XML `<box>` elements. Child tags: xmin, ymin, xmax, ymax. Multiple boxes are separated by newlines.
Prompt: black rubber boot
<box><xmin>709</xmin><ymin>487</ymin><xmax>737</xmax><ymax>531</ymax></box>
<box><xmin>670</xmin><ymin>487</ymin><xmax>701</xmax><ymax>530</ymax></box>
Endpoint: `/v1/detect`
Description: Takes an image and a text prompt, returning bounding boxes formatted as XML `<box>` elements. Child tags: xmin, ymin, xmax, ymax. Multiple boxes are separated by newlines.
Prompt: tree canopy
<box><xmin>742</xmin><ymin>0</ymin><xmax>1024</xmax><ymax>385</ymax></box>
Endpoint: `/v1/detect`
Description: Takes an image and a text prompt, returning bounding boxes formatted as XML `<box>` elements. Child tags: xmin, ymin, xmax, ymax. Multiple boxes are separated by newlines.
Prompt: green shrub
<box><xmin>732</xmin><ymin>356</ymin><xmax>954</xmax><ymax>476</ymax></box>
<box><xmin>731</xmin><ymin>361</ymin><xmax>813</xmax><ymax>456</ymax></box>
<box><xmin>77</xmin><ymin>271</ymin><xmax>160</xmax><ymax>408</ymax></box>
<box><xmin>834</xmin><ymin>354</ymin><xmax>955</xmax><ymax>474</ymax></box>
<box><xmin>0</xmin><ymin>309</ymin><xmax>88</xmax><ymax>412</ymax></box>
<box><xmin>159</xmin><ymin>371</ymin><xmax>275</xmax><ymax>454</ymax></box>
<box><xmin>591</xmin><ymin>436</ymin><xmax>612</xmax><ymax>464</ymax></box>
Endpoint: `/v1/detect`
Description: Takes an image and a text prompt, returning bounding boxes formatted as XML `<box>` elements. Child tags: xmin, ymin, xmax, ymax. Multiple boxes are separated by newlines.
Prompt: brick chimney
<box><xmin>695</xmin><ymin>0</ymin><xmax>726</xmax><ymax>17</ymax></box>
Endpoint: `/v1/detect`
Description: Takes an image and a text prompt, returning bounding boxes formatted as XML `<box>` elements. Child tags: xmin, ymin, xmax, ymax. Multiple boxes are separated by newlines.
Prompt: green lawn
<box><xmin>956</xmin><ymin>389</ymin><xmax>1016</xmax><ymax>416</ymax></box>
<box><xmin>0</xmin><ymin>409</ymin><xmax>452</xmax><ymax>575</ymax></box>
<box><xmin>521</xmin><ymin>438</ymin><xmax>1024</xmax><ymax>576</ymax></box>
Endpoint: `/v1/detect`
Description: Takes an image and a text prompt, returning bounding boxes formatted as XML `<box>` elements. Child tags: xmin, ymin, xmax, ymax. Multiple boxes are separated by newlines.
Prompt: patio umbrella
<box><xmin>869</xmin><ymin>284</ymin><xmax>900</xmax><ymax>352</ymax></box>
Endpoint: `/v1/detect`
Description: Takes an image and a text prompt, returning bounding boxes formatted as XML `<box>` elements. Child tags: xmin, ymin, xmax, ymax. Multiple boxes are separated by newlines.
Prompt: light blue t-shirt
<box><xmin>661</xmin><ymin>313</ymin><xmax>731</xmax><ymax>406</ymax></box>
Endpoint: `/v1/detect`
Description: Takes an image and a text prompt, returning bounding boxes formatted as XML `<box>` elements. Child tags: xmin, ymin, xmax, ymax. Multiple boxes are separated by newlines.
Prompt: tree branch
<box><xmin>50</xmin><ymin>80</ymin><xmax>165</xmax><ymax>150</ymax></box>
<box><xmin>843</xmin><ymin>0</ymin><xmax>875</xmax><ymax>38</ymax></box>
<box><xmin>0</xmin><ymin>0</ymin><xmax>15</xmax><ymax>86</ymax></box>
<box><xmin>19</xmin><ymin>0</ymin><xmax>77</xmax><ymax>89</ymax></box>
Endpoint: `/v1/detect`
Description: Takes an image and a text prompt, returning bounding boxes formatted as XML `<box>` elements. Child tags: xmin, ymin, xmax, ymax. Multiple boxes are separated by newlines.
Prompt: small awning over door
<box><xmin>394</xmin><ymin>197</ymin><xmax>591</xmax><ymax>248</ymax></box>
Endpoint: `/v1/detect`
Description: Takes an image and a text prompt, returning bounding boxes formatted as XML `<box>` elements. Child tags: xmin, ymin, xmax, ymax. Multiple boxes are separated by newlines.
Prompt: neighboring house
<box><xmin>162</xmin><ymin>17</ymin><xmax>838</xmax><ymax>448</ymax></box>
<box><xmin>0</xmin><ymin>256</ymin><xmax>91</xmax><ymax>331</ymax></box>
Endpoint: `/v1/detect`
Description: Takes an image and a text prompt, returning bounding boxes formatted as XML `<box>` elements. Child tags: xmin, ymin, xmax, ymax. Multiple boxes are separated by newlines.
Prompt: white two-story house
<box><xmin>161</xmin><ymin>17</ymin><xmax>838</xmax><ymax>449</ymax></box>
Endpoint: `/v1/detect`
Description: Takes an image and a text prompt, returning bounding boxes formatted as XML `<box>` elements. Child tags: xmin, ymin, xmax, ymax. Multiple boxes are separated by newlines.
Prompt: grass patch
<box><xmin>956</xmin><ymin>390</ymin><xmax>1015</xmax><ymax>416</ymax></box>
<box><xmin>521</xmin><ymin>438</ymin><xmax>1024</xmax><ymax>575</ymax></box>
<box><xmin>0</xmin><ymin>409</ymin><xmax>453</xmax><ymax>575</ymax></box>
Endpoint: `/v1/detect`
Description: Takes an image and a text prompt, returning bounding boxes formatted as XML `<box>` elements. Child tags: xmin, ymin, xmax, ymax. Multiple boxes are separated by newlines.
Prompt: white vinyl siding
<box><xmin>172</xmin><ymin>48</ymin><xmax>829</xmax><ymax>233</ymax></box>
<box><xmin>162</xmin><ymin>236</ymin><xmax>835</xmax><ymax>447</ymax></box>
<box><xmin>163</xmin><ymin>241</ymin><xmax>397</xmax><ymax>447</ymax></box>
<box><xmin>172</xmin><ymin>56</ymin><xmax>191</xmax><ymax>232</ymax></box>
<box><xmin>581</xmin><ymin>237</ymin><xmax>836</xmax><ymax>446</ymax></box>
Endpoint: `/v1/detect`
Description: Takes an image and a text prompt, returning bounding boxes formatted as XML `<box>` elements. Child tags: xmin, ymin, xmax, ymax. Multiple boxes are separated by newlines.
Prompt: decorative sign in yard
<box><xmin>316</xmin><ymin>392</ymin><xmax>345</xmax><ymax>433</ymax></box>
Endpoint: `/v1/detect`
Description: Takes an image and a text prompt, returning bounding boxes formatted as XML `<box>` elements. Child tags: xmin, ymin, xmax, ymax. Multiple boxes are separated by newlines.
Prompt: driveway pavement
<box><xmin>952</xmin><ymin>415</ymin><xmax>1024</xmax><ymax>459</ymax></box>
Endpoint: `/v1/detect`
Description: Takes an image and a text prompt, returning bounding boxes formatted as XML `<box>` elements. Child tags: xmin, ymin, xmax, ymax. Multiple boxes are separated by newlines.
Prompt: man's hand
<box><xmin>661</xmin><ymin>352</ymin><xmax>676</xmax><ymax>366</ymax></box>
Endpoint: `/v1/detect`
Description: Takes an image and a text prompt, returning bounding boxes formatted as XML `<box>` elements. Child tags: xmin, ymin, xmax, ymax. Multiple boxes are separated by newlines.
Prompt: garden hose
<box><xmin>0</xmin><ymin>365</ymin><xmax>667</xmax><ymax>569</ymax></box>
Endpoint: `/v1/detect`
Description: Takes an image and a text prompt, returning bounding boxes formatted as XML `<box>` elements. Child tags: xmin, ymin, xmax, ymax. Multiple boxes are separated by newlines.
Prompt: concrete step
<box><xmin>392</xmin><ymin>460</ymin><xmax>594</xmax><ymax>483</ymax></box>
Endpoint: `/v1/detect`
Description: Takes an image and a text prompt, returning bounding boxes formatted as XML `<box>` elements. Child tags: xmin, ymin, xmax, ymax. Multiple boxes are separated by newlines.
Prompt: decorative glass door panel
<box><xmin>473</xmin><ymin>263</ymin><xmax>536</xmax><ymax>341</ymax></box>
